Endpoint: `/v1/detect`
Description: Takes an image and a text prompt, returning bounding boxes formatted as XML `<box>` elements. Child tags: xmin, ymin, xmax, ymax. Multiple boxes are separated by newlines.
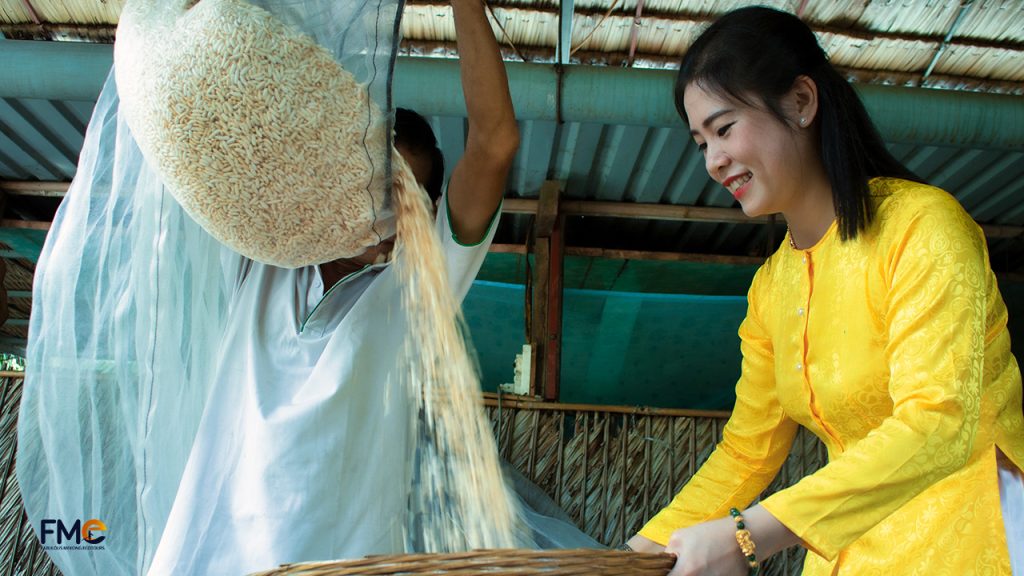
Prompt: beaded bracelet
<box><xmin>729</xmin><ymin>508</ymin><xmax>759</xmax><ymax>575</ymax></box>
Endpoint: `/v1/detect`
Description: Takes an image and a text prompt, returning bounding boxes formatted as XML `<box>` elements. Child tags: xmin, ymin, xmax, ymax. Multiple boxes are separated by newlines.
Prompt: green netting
<box><xmin>463</xmin><ymin>280</ymin><xmax>747</xmax><ymax>411</ymax></box>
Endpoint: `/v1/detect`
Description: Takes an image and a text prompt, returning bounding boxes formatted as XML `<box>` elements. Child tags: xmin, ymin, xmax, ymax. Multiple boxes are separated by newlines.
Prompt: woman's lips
<box><xmin>723</xmin><ymin>173</ymin><xmax>752</xmax><ymax>200</ymax></box>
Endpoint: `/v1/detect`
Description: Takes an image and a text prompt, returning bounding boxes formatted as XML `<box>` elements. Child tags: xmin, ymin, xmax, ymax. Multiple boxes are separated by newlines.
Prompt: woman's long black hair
<box><xmin>676</xmin><ymin>6</ymin><xmax>923</xmax><ymax>240</ymax></box>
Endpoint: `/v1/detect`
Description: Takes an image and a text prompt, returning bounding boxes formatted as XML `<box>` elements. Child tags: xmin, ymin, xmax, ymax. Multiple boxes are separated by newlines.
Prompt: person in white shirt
<box><xmin>21</xmin><ymin>2</ymin><xmax>602</xmax><ymax>573</ymax></box>
<box><xmin>144</xmin><ymin>1</ymin><xmax>520</xmax><ymax>573</ymax></box>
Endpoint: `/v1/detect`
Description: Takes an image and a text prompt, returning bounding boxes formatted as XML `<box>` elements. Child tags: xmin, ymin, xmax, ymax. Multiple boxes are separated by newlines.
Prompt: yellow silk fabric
<box><xmin>640</xmin><ymin>178</ymin><xmax>1024</xmax><ymax>574</ymax></box>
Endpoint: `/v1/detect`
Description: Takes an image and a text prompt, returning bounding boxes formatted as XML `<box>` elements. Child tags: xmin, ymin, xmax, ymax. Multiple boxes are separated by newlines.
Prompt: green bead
<box><xmin>736</xmin><ymin>521</ymin><xmax>745</xmax><ymax>529</ymax></box>
<box><xmin>746</xmin><ymin>554</ymin><xmax>756</xmax><ymax>562</ymax></box>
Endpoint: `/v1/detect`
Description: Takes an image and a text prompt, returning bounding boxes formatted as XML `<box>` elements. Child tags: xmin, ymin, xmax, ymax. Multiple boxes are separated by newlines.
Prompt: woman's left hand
<box><xmin>664</xmin><ymin>517</ymin><xmax>750</xmax><ymax>576</ymax></box>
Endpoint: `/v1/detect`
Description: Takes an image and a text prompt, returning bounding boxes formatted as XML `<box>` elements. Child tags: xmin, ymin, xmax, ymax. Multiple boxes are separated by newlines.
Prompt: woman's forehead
<box><xmin>683</xmin><ymin>85</ymin><xmax>735</xmax><ymax>127</ymax></box>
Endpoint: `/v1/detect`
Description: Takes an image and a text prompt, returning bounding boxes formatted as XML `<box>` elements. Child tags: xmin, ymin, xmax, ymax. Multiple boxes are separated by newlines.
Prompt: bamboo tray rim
<box><xmin>249</xmin><ymin>548</ymin><xmax>677</xmax><ymax>575</ymax></box>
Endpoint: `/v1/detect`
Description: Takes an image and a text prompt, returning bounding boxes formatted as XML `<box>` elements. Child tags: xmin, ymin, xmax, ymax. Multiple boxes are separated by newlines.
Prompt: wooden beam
<box><xmin>561</xmin><ymin>199</ymin><xmax>768</xmax><ymax>224</ymax></box>
<box><xmin>626</xmin><ymin>0</ymin><xmax>645</xmax><ymax>67</ymax></box>
<box><xmin>543</xmin><ymin>214</ymin><xmax>564</xmax><ymax>401</ymax></box>
<box><xmin>529</xmin><ymin>237</ymin><xmax>549</xmax><ymax>396</ymax></box>
<box><xmin>0</xmin><ymin>219</ymin><xmax>50</xmax><ymax>231</ymax></box>
<box><xmin>3</xmin><ymin>182</ymin><xmax>1022</xmax><ymax>239</ymax></box>
<box><xmin>489</xmin><ymin>243</ymin><xmax>529</xmax><ymax>254</ymax></box>
<box><xmin>566</xmin><ymin>246</ymin><xmax>763</xmax><ymax>265</ymax></box>
<box><xmin>502</xmin><ymin>197</ymin><xmax>767</xmax><ymax>224</ymax></box>
<box><xmin>501</xmin><ymin>198</ymin><xmax>537</xmax><ymax>214</ymax></box>
<box><xmin>482</xmin><ymin>392</ymin><xmax>731</xmax><ymax>419</ymax></box>
<box><xmin>527</xmin><ymin>181</ymin><xmax>567</xmax><ymax>400</ymax></box>
<box><xmin>535</xmin><ymin>180</ymin><xmax>562</xmax><ymax>237</ymax></box>
<box><xmin>0</xmin><ymin>182</ymin><xmax>750</xmax><ymax>226</ymax></box>
<box><xmin>503</xmin><ymin>197</ymin><xmax>1024</xmax><ymax>239</ymax></box>
<box><xmin>0</xmin><ymin>181</ymin><xmax>68</xmax><ymax>197</ymax></box>
<box><xmin>19</xmin><ymin>0</ymin><xmax>42</xmax><ymax>25</ymax></box>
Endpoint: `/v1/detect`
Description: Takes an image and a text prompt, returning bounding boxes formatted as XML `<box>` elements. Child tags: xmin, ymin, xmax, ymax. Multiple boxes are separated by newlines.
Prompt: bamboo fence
<box><xmin>1</xmin><ymin>376</ymin><xmax>827</xmax><ymax>576</ymax></box>
<box><xmin>485</xmin><ymin>395</ymin><xmax>828</xmax><ymax>576</ymax></box>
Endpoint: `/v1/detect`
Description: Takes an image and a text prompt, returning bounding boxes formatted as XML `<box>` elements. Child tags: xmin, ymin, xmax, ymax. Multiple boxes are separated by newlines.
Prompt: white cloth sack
<box><xmin>1001</xmin><ymin>455</ymin><xmax>1024</xmax><ymax>575</ymax></box>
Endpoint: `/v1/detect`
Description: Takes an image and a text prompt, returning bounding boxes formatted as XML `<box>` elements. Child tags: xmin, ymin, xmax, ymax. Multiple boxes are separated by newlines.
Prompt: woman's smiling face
<box><xmin>684</xmin><ymin>83</ymin><xmax>808</xmax><ymax>218</ymax></box>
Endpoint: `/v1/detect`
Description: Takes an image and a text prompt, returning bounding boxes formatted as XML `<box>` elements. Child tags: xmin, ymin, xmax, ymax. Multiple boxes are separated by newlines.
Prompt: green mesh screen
<box><xmin>463</xmin><ymin>281</ymin><xmax>747</xmax><ymax>411</ymax></box>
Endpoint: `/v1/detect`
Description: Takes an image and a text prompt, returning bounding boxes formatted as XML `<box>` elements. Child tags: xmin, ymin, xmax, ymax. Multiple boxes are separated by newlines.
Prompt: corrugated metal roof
<box><xmin>1</xmin><ymin>95</ymin><xmax>1023</xmax><ymax>261</ymax></box>
<box><xmin>1</xmin><ymin>1</ymin><xmax>1024</xmax><ymax>345</ymax></box>
<box><xmin>0</xmin><ymin>97</ymin><xmax>89</xmax><ymax>181</ymax></box>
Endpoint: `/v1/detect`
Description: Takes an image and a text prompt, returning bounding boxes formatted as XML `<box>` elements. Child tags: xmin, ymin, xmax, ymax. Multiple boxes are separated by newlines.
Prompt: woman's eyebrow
<box><xmin>690</xmin><ymin>108</ymin><xmax>733</xmax><ymax>136</ymax></box>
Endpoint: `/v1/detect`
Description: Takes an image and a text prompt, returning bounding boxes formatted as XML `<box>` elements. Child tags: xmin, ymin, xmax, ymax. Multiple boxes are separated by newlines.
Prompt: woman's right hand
<box><xmin>661</xmin><ymin>518</ymin><xmax>749</xmax><ymax>576</ymax></box>
<box><xmin>626</xmin><ymin>523</ymin><xmax>749</xmax><ymax>576</ymax></box>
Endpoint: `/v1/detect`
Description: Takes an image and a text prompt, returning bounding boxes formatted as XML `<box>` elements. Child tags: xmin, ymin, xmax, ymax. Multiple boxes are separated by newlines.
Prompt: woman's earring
<box><xmin>799</xmin><ymin>117</ymin><xmax>806</xmax><ymax>126</ymax></box>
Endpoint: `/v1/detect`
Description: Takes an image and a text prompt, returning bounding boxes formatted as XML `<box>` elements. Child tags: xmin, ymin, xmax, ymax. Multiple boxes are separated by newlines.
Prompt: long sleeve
<box><xmin>762</xmin><ymin>195</ymin><xmax>987</xmax><ymax>560</ymax></box>
<box><xmin>639</xmin><ymin>270</ymin><xmax>799</xmax><ymax>544</ymax></box>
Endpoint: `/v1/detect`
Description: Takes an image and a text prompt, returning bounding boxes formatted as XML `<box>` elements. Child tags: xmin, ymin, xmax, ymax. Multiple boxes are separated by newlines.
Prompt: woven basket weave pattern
<box><xmin>250</xmin><ymin>549</ymin><xmax>676</xmax><ymax>575</ymax></box>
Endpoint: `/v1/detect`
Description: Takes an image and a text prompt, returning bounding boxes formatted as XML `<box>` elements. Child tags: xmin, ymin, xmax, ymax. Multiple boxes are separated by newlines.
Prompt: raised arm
<box><xmin>446</xmin><ymin>0</ymin><xmax>519</xmax><ymax>244</ymax></box>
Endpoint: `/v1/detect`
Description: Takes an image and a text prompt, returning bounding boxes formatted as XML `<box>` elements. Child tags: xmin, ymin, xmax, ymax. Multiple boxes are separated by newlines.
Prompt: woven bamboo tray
<box><xmin>249</xmin><ymin>549</ymin><xmax>676</xmax><ymax>575</ymax></box>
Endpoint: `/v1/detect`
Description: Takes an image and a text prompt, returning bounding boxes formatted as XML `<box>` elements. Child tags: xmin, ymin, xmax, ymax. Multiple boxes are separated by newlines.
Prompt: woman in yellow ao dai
<box><xmin>626</xmin><ymin>7</ymin><xmax>1024</xmax><ymax>576</ymax></box>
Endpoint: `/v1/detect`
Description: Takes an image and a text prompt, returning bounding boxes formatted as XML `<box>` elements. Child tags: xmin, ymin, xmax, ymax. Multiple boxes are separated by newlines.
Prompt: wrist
<box><xmin>625</xmin><ymin>534</ymin><xmax>664</xmax><ymax>553</ymax></box>
<box><xmin>728</xmin><ymin>508</ymin><xmax>760</xmax><ymax>574</ymax></box>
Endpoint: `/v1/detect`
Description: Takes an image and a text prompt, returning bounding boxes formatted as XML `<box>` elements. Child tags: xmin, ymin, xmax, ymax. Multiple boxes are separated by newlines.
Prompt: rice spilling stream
<box><xmin>393</xmin><ymin>154</ymin><xmax>522</xmax><ymax>551</ymax></box>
